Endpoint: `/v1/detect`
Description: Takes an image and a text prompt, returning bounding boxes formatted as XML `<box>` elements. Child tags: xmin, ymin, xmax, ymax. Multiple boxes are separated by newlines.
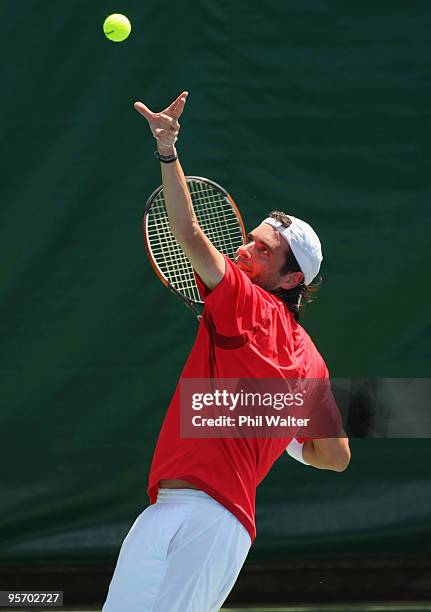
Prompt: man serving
<box><xmin>102</xmin><ymin>91</ymin><xmax>351</xmax><ymax>612</ymax></box>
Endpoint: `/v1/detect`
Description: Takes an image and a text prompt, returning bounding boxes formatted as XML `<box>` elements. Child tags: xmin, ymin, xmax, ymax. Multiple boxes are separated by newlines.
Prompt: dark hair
<box><xmin>268</xmin><ymin>211</ymin><xmax>321</xmax><ymax>321</ymax></box>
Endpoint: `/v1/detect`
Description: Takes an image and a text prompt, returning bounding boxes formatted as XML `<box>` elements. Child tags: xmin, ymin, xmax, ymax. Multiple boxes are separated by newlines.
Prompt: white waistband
<box><xmin>156</xmin><ymin>488</ymin><xmax>216</xmax><ymax>504</ymax></box>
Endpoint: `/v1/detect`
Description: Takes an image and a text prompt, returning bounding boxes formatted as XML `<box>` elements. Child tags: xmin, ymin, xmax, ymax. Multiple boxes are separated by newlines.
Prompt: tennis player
<box><xmin>102</xmin><ymin>92</ymin><xmax>351</xmax><ymax>612</ymax></box>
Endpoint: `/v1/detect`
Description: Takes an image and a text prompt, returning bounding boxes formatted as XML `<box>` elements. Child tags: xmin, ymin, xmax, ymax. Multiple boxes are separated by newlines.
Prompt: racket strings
<box><xmin>146</xmin><ymin>180</ymin><xmax>244</xmax><ymax>303</ymax></box>
<box><xmin>190</xmin><ymin>182</ymin><xmax>242</xmax><ymax>257</ymax></box>
<box><xmin>147</xmin><ymin>227</ymin><xmax>200</xmax><ymax>300</ymax></box>
<box><xmin>147</xmin><ymin>233</ymin><xmax>200</xmax><ymax>300</ymax></box>
<box><xmin>147</xmin><ymin>203</ymin><xmax>242</xmax><ymax>258</ymax></box>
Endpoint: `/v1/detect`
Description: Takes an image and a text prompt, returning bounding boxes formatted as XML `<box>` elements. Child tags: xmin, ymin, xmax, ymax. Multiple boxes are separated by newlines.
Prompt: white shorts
<box><xmin>102</xmin><ymin>489</ymin><xmax>251</xmax><ymax>612</ymax></box>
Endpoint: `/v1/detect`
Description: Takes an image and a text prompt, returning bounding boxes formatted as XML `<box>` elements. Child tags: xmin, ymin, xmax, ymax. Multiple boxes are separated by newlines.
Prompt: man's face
<box><xmin>235</xmin><ymin>222</ymin><xmax>298</xmax><ymax>291</ymax></box>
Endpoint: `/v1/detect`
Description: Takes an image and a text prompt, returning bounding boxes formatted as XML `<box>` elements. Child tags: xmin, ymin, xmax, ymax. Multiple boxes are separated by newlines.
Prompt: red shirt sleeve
<box><xmin>195</xmin><ymin>255</ymin><xmax>274</xmax><ymax>336</ymax></box>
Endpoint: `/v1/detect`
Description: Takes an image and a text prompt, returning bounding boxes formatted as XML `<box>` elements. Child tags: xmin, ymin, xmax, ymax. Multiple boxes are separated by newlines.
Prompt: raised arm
<box><xmin>134</xmin><ymin>92</ymin><xmax>225</xmax><ymax>290</ymax></box>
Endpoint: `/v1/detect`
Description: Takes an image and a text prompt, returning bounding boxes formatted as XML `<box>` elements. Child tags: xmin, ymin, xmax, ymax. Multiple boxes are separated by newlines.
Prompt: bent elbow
<box><xmin>333</xmin><ymin>448</ymin><xmax>351</xmax><ymax>472</ymax></box>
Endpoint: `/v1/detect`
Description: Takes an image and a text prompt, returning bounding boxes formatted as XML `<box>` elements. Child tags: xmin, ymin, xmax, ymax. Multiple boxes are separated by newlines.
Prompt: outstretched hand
<box><xmin>134</xmin><ymin>91</ymin><xmax>189</xmax><ymax>151</ymax></box>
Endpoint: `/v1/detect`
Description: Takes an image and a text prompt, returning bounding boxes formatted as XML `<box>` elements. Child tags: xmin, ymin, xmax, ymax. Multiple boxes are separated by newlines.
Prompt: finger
<box><xmin>164</xmin><ymin>91</ymin><xmax>188</xmax><ymax>112</ymax></box>
<box><xmin>172</xmin><ymin>96</ymin><xmax>187</xmax><ymax>120</ymax></box>
<box><xmin>134</xmin><ymin>101</ymin><xmax>155</xmax><ymax>120</ymax></box>
<box><xmin>172</xmin><ymin>92</ymin><xmax>188</xmax><ymax>118</ymax></box>
<box><xmin>165</xmin><ymin>91</ymin><xmax>189</xmax><ymax>119</ymax></box>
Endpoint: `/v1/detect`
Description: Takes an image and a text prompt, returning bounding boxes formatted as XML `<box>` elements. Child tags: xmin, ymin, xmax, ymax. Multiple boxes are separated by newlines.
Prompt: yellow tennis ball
<box><xmin>103</xmin><ymin>14</ymin><xmax>131</xmax><ymax>42</ymax></box>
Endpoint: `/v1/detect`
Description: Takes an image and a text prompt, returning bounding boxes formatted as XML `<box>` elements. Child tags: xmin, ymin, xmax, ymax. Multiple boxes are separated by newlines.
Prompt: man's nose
<box><xmin>236</xmin><ymin>243</ymin><xmax>252</xmax><ymax>260</ymax></box>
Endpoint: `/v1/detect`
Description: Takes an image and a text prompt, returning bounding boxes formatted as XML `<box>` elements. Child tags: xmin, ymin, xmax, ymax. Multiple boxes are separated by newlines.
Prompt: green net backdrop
<box><xmin>0</xmin><ymin>0</ymin><xmax>430</xmax><ymax>564</ymax></box>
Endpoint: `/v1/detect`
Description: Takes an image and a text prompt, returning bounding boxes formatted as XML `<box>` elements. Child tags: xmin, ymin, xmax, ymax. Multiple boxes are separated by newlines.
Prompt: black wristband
<box><xmin>154</xmin><ymin>150</ymin><xmax>178</xmax><ymax>164</ymax></box>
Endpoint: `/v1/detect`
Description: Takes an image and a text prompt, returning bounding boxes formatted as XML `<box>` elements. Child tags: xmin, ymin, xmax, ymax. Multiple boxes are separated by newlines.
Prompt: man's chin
<box><xmin>236</xmin><ymin>262</ymin><xmax>267</xmax><ymax>287</ymax></box>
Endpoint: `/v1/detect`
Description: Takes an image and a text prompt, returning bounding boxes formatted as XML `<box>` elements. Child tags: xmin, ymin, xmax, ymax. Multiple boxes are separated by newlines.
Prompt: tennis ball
<box><xmin>103</xmin><ymin>14</ymin><xmax>131</xmax><ymax>42</ymax></box>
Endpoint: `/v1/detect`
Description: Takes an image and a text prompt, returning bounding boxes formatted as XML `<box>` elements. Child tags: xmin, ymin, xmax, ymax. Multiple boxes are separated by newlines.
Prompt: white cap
<box><xmin>263</xmin><ymin>216</ymin><xmax>323</xmax><ymax>285</ymax></box>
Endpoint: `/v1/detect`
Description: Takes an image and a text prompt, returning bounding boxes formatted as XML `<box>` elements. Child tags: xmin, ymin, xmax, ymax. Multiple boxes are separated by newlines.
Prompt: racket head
<box><xmin>142</xmin><ymin>176</ymin><xmax>246</xmax><ymax>315</ymax></box>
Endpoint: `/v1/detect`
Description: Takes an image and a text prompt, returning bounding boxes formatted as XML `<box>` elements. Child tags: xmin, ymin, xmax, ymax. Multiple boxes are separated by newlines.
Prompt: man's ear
<box><xmin>280</xmin><ymin>271</ymin><xmax>304</xmax><ymax>290</ymax></box>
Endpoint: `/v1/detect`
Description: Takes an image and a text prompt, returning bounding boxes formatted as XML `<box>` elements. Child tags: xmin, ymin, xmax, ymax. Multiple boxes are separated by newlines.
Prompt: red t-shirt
<box><xmin>147</xmin><ymin>256</ymin><xmax>329</xmax><ymax>542</ymax></box>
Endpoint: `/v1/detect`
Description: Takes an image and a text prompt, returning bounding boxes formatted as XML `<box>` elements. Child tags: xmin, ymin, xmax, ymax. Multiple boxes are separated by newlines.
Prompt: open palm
<box><xmin>134</xmin><ymin>91</ymin><xmax>188</xmax><ymax>150</ymax></box>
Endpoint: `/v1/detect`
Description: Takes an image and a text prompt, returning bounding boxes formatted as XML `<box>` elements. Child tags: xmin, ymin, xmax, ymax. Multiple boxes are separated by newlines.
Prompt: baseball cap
<box><xmin>263</xmin><ymin>216</ymin><xmax>323</xmax><ymax>285</ymax></box>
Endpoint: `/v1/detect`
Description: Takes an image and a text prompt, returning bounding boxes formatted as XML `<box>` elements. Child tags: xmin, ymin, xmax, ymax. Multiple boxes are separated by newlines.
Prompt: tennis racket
<box><xmin>142</xmin><ymin>176</ymin><xmax>246</xmax><ymax>319</ymax></box>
